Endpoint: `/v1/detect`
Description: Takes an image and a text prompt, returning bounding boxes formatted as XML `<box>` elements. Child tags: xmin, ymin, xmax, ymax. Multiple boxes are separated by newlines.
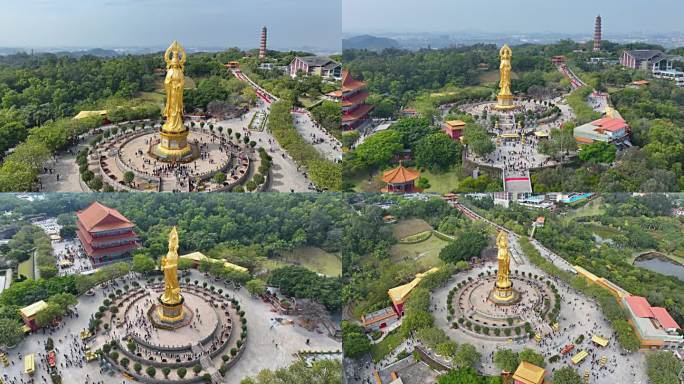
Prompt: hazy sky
<box><xmin>343</xmin><ymin>0</ymin><xmax>684</xmax><ymax>35</ymax></box>
<box><xmin>0</xmin><ymin>0</ymin><xmax>341</xmax><ymax>51</ymax></box>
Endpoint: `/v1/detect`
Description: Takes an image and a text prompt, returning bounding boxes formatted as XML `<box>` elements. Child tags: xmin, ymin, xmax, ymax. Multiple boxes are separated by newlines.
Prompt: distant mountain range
<box><xmin>343</xmin><ymin>32</ymin><xmax>684</xmax><ymax>51</ymax></box>
<box><xmin>342</xmin><ymin>35</ymin><xmax>399</xmax><ymax>51</ymax></box>
<box><xmin>0</xmin><ymin>45</ymin><xmax>340</xmax><ymax>57</ymax></box>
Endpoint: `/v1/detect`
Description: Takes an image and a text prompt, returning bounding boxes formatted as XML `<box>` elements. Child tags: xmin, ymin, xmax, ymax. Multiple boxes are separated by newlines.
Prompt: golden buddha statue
<box><xmin>495</xmin><ymin>44</ymin><xmax>516</xmax><ymax>110</ymax></box>
<box><xmin>157</xmin><ymin>226</ymin><xmax>184</xmax><ymax>321</ymax></box>
<box><xmin>161</xmin><ymin>227</ymin><xmax>181</xmax><ymax>304</ymax></box>
<box><xmin>491</xmin><ymin>230</ymin><xmax>517</xmax><ymax>304</ymax></box>
<box><xmin>153</xmin><ymin>41</ymin><xmax>193</xmax><ymax>161</ymax></box>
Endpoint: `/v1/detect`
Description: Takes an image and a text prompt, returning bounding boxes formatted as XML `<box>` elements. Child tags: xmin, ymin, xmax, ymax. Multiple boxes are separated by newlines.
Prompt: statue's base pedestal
<box><xmin>489</xmin><ymin>284</ymin><xmax>520</xmax><ymax>306</ymax></box>
<box><xmin>149</xmin><ymin>130</ymin><xmax>199</xmax><ymax>163</ymax></box>
<box><xmin>149</xmin><ymin>296</ymin><xmax>193</xmax><ymax>329</ymax></box>
<box><xmin>495</xmin><ymin>94</ymin><xmax>517</xmax><ymax>111</ymax></box>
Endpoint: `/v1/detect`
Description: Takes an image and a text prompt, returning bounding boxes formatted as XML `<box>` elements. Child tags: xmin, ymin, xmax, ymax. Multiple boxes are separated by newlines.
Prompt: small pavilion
<box><xmin>381</xmin><ymin>163</ymin><xmax>421</xmax><ymax>193</ymax></box>
<box><xmin>20</xmin><ymin>300</ymin><xmax>49</xmax><ymax>332</ymax></box>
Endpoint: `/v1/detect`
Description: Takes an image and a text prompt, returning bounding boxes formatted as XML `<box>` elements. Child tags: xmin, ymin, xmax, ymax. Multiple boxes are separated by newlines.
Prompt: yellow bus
<box><xmin>24</xmin><ymin>353</ymin><xmax>35</xmax><ymax>375</ymax></box>
<box><xmin>571</xmin><ymin>350</ymin><xmax>588</xmax><ymax>365</ymax></box>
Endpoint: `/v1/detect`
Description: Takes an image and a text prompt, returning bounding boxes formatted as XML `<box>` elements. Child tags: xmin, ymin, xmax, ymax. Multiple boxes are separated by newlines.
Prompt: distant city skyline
<box><xmin>343</xmin><ymin>0</ymin><xmax>684</xmax><ymax>36</ymax></box>
<box><xmin>0</xmin><ymin>0</ymin><xmax>341</xmax><ymax>53</ymax></box>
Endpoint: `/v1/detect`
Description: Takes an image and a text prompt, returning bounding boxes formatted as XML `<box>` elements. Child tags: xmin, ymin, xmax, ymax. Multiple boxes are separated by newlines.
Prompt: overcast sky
<box><xmin>0</xmin><ymin>0</ymin><xmax>341</xmax><ymax>51</ymax></box>
<box><xmin>343</xmin><ymin>0</ymin><xmax>684</xmax><ymax>35</ymax></box>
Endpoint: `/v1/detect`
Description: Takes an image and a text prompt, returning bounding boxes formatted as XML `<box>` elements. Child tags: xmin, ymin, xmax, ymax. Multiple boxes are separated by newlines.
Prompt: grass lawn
<box><xmin>276</xmin><ymin>246</ymin><xmax>342</xmax><ymax>276</ymax></box>
<box><xmin>298</xmin><ymin>96</ymin><xmax>318</xmax><ymax>109</ymax></box>
<box><xmin>564</xmin><ymin>196</ymin><xmax>605</xmax><ymax>220</ymax></box>
<box><xmin>392</xmin><ymin>219</ymin><xmax>433</xmax><ymax>239</ymax></box>
<box><xmin>370</xmin><ymin>329</ymin><xmax>406</xmax><ymax>362</ymax></box>
<box><xmin>586</xmin><ymin>222</ymin><xmax>623</xmax><ymax>240</ymax></box>
<box><xmin>138</xmin><ymin>91</ymin><xmax>165</xmax><ymax>104</ymax></box>
<box><xmin>350</xmin><ymin>172</ymin><xmax>385</xmax><ymax>193</ymax></box>
<box><xmin>391</xmin><ymin>235</ymin><xmax>451</xmax><ymax>268</ymax></box>
<box><xmin>421</xmin><ymin>167</ymin><xmax>463</xmax><ymax>194</ymax></box>
<box><xmin>17</xmin><ymin>254</ymin><xmax>34</xmax><ymax>279</ymax></box>
<box><xmin>350</xmin><ymin>165</ymin><xmax>462</xmax><ymax>194</ymax></box>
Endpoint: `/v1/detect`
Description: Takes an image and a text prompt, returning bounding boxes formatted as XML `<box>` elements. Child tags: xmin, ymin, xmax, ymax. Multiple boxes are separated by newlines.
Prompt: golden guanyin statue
<box><xmin>157</xmin><ymin>226</ymin><xmax>184</xmax><ymax>322</ymax></box>
<box><xmin>152</xmin><ymin>41</ymin><xmax>194</xmax><ymax>161</ymax></box>
<box><xmin>491</xmin><ymin>230</ymin><xmax>518</xmax><ymax>304</ymax></box>
<box><xmin>161</xmin><ymin>226</ymin><xmax>181</xmax><ymax>304</ymax></box>
<box><xmin>495</xmin><ymin>44</ymin><xmax>516</xmax><ymax>110</ymax></box>
<box><xmin>163</xmin><ymin>41</ymin><xmax>186</xmax><ymax>134</ymax></box>
<box><xmin>495</xmin><ymin>231</ymin><xmax>511</xmax><ymax>288</ymax></box>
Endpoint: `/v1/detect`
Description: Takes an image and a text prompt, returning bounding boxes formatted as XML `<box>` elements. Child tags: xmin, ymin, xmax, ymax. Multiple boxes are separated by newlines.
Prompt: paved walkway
<box><xmin>39</xmin><ymin>151</ymin><xmax>84</xmax><ymax>192</ymax></box>
<box><xmin>292</xmin><ymin>110</ymin><xmax>342</xmax><ymax>162</ymax></box>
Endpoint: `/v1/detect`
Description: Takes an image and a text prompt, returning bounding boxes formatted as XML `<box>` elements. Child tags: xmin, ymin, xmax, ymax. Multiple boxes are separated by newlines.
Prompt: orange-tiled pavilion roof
<box><xmin>382</xmin><ymin>164</ymin><xmax>420</xmax><ymax>184</ymax></box>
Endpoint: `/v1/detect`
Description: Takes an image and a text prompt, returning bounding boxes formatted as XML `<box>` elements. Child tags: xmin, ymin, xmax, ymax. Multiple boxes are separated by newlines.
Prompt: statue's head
<box><xmin>168</xmin><ymin>226</ymin><xmax>179</xmax><ymax>251</ymax></box>
<box><xmin>165</xmin><ymin>41</ymin><xmax>186</xmax><ymax>69</ymax></box>
<box><xmin>500</xmin><ymin>44</ymin><xmax>512</xmax><ymax>60</ymax></box>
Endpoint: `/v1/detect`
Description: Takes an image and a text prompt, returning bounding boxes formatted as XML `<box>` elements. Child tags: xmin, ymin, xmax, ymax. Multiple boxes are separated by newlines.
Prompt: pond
<box><xmin>633</xmin><ymin>252</ymin><xmax>684</xmax><ymax>281</ymax></box>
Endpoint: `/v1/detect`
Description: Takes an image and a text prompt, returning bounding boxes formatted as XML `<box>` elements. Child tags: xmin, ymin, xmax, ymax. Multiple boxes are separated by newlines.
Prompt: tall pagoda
<box><xmin>76</xmin><ymin>202</ymin><xmax>140</xmax><ymax>266</ymax></box>
<box><xmin>329</xmin><ymin>69</ymin><xmax>374</xmax><ymax>130</ymax></box>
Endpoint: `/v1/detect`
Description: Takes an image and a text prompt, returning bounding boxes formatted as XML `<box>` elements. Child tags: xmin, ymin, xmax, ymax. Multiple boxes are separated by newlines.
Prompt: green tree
<box><xmin>578</xmin><ymin>141</ymin><xmax>617</xmax><ymax>164</ymax></box>
<box><xmin>552</xmin><ymin>366</ymin><xmax>582</xmax><ymax>384</ymax></box>
<box><xmin>646</xmin><ymin>350</ymin><xmax>683</xmax><ymax>384</ymax></box>
<box><xmin>0</xmin><ymin>318</ymin><xmax>24</xmax><ymax>347</ymax></box>
<box><xmin>123</xmin><ymin>171</ymin><xmax>135</xmax><ymax>185</ymax></box>
<box><xmin>193</xmin><ymin>363</ymin><xmax>202</xmax><ymax>376</ymax></box>
<box><xmin>213</xmin><ymin>172</ymin><xmax>227</xmax><ymax>184</ymax></box>
<box><xmin>345</xmin><ymin>129</ymin><xmax>404</xmax><ymax>172</ymax></box>
<box><xmin>494</xmin><ymin>348</ymin><xmax>520</xmax><ymax>372</ymax></box>
<box><xmin>239</xmin><ymin>359</ymin><xmax>341</xmax><ymax>384</ymax></box>
<box><xmin>245</xmin><ymin>279</ymin><xmax>267</xmax><ymax>296</ymax></box>
<box><xmin>519</xmin><ymin>348</ymin><xmax>545</xmax><ymax>368</ymax></box>
<box><xmin>439</xmin><ymin>228</ymin><xmax>488</xmax><ymax>263</ymax></box>
<box><xmin>414</xmin><ymin>133</ymin><xmax>461</xmax><ymax>171</ymax></box>
<box><xmin>311</xmin><ymin>101</ymin><xmax>341</xmax><ymax>132</ymax></box>
<box><xmin>177</xmin><ymin>367</ymin><xmax>187</xmax><ymax>379</ymax></box>
<box><xmin>131</xmin><ymin>254</ymin><xmax>156</xmax><ymax>275</ymax></box>
<box><xmin>342</xmin><ymin>321</ymin><xmax>371</xmax><ymax>358</ymax></box>
<box><xmin>437</xmin><ymin>367</ymin><xmax>489</xmax><ymax>384</ymax></box>
<box><xmin>452</xmin><ymin>343</ymin><xmax>481</xmax><ymax>369</ymax></box>
<box><xmin>463</xmin><ymin>124</ymin><xmax>494</xmax><ymax>157</ymax></box>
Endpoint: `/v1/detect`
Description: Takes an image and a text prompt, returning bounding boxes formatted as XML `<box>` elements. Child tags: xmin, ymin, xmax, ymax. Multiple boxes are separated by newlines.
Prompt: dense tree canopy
<box><xmin>267</xmin><ymin>265</ymin><xmax>342</xmax><ymax>311</ymax></box>
<box><xmin>240</xmin><ymin>359</ymin><xmax>342</xmax><ymax>384</ymax></box>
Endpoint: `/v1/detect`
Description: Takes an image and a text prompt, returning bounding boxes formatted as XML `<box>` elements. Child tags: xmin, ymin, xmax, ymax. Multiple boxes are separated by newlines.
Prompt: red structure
<box><xmin>593</xmin><ymin>15</ymin><xmax>602</xmax><ymax>52</ymax></box>
<box><xmin>381</xmin><ymin>163</ymin><xmax>421</xmax><ymax>193</ymax></box>
<box><xmin>76</xmin><ymin>202</ymin><xmax>140</xmax><ymax>266</ymax></box>
<box><xmin>329</xmin><ymin>69</ymin><xmax>374</xmax><ymax>130</ymax></box>
<box><xmin>551</xmin><ymin>55</ymin><xmax>566</xmax><ymax>65</ymax></box>
<box><xmin>443</xmin><ymin>120</ymin><xmax>466</xmax><ymax>141</ymax></box>
<box><xmin>259</xmin><ymin>26</ymin><xmax>267</xmax><ymax>60</ymax></box>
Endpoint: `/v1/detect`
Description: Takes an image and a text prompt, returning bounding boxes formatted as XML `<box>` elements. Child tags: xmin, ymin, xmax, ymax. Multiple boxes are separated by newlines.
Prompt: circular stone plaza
<box><xmin>98</xmin><ymin>279</ymin><xmax>245</xmax><ymax>382</ymax></box>
<box><xmin>90</xmin><ymin>123</ymin><xmax>254</xmax><ymax>192</ymax></box>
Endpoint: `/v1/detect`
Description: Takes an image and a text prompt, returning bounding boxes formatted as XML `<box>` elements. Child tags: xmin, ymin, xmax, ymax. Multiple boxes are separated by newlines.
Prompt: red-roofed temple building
<box><xmin>76</xmin><ymin>202</ymin><xmax>140</xmax><ymax>266</ymax></box>
<box><xmin>328</xmin><ymin>69</ymin><xmax>373</xmax><ymax>130</ymax></box>
<box><xmin>623</xmin><ymin>295</ymin><xmax>683</xmax><ymax>348</ymax></box>
<box><xmin>573</xmin><ymin>107</ymin><xmax>630</xmax><ymax>144</ymax></box>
